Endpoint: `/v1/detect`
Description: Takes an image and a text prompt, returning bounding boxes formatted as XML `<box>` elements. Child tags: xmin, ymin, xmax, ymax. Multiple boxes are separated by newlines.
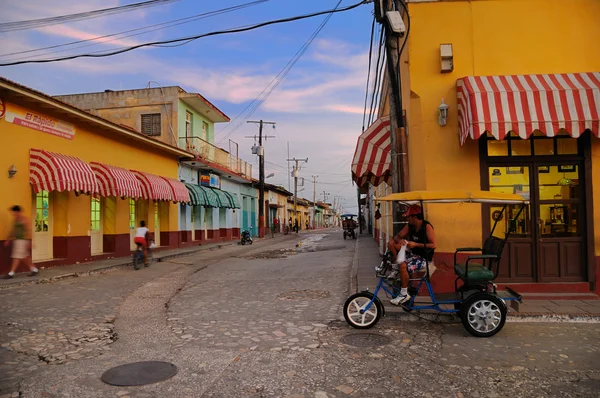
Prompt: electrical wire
<box><xmin>367</xmin><ymin>27</ymin><xmax>384</xmax><ymax>126</ymax></box>
<box><xmin>215</xmin><ymin>0</ymin><xmax>348</xmax><ymax>143</ymax></box>
<box><xmin>0</xmin><ymin>0</ymin><xmax>181</xmax><ymax>33</ymax></box>
<box><xmin>361</xmin><ymin>17</ymin><xmax>376</xmax><ymax>133</ymax></box>
<box><xmin>0</xmin><ymin>1</ymin><xmax>366</xmax><ymax>67</ymax></box>
<box><xmin>0</xmin><ymin>0</ymin><xmax>271</xmax><ymax>61</ymax></box>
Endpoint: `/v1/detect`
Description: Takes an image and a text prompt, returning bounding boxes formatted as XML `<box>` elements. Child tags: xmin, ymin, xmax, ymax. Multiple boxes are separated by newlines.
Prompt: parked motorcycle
<box><xmin>241</xmin><ymin>227</ymin><xmax>253</xmax><ymax>245</ymax></box>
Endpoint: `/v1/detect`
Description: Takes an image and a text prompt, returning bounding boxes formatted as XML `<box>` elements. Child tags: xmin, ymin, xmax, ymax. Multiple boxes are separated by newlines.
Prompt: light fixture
<box><xmin>438</xmin><ymin>99</ymin><xmax>449</xmax><ymax>126</ymax></box>
<box><xmin>557</xmin><ymin>174</ymin><xmax>572</xmax><ymax>186</ymax></box>
<box><xmin>266</xmin><ymin>173</ymin><xmax>275</xmax><ymax>179</ymax></box>
<box><xmin>440</xmin><ymin>43</ymin><xmax>454</xmax><ymax>73</ymax></box>
<box><xmin>8</xmin><ymin>164</ymin><xmax>17</xmax><ymax>178</ymax></box>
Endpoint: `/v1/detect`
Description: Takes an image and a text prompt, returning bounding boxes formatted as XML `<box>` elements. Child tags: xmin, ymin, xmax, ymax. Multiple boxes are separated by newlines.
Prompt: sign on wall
<box><xmin>200</xmin><ymin>173</ymin><xmax>211</xmax><ymax>187</ymax></box>
<box><xmin>5</xmin><ymin>104</ymin><xmax>76</xmax><ymax>140</ymax></box>
<box><xmin>209</xmin><ymin>173</ymin><xmax>220</xmax><ymax>188</ymax></box>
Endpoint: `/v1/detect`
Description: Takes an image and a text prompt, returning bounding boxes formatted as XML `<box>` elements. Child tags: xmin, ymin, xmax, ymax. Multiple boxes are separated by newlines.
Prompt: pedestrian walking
<box><xmin>3</xmin><ymin>205</ymin><xmax>39</xmax><ymax>279</ymax></box>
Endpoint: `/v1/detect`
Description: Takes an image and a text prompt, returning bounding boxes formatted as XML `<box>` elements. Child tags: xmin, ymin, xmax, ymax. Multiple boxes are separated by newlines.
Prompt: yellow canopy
<box><xmin>376</xmin><ymin>190</ymin><xmax>528</xmax><ymax>204</ymax></box>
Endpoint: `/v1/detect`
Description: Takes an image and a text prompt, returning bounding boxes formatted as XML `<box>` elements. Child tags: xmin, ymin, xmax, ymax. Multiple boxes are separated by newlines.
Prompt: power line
<box><xmin>0</xmin><ymin>0</ymin><xmax>181</xmax><ymax>33</ymax></box>
<box><xmin>0</xmin><ymin>1</ymin><xmax>367</xmax><ymax>67</ymax></box>
<box><xmin>215</xmin><ymin>0</ymin><xmax>347</xmax><ymax>144</ymax></box>
<box><xmin>362</xmin><ymin>17</ymin><xmax>376</xmax><ymax>133</ymax></box>
<box><xmin>368</xmin><ymin>26</ymin><xmax>385</xmax><ymax>126</ymax></box>
<box><xmin>0</xmin><ymin>0</ymin><xmax>270</xmax><ymax>61</ymax></box>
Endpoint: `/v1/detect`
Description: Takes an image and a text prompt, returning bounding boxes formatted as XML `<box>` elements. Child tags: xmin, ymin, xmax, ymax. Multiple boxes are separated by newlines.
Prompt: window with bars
<box><xmin>141</xmin><ymin>113</ymin><xmax>161</xmax><ymax>136</ymax></box>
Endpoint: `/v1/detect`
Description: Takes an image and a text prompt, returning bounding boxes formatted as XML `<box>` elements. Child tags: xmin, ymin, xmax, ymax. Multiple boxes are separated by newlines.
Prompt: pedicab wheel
<box><xmin>343</xmin><ymin>292</ymin><xmax>382</xmax><ymax>329</ymax></box>
<box><xmin>343</xmin><ymin>233</ymin><xmax>347</xmax><ymax>240</ymax></box>
<box><xmin>133</xmin><ymin>254</ymin><xmax>141</xmax><ymax>270</ymax></box>
<box><xmin>460</xmin><ymin>293</ymin><xmax>506</xmax><ymax>338</ymax></box>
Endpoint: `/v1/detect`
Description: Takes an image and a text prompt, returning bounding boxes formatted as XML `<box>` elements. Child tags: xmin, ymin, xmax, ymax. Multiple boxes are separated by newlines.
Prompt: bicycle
<box><xmin>132</xmin><ymin>240</ymin><xmax>152</xmax><ymax>270</ymax></box>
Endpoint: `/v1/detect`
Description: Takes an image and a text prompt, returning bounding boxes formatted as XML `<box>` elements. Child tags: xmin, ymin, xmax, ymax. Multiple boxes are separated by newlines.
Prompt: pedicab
<box><xmin>343</xmin><ymin>190</ymin><xmax>528</xmax><ymax>337</ymax></box>
<box><xmin>341</xmin><ymin>214</ymin><xmax>358</xmax><ymax>240</ymax></box>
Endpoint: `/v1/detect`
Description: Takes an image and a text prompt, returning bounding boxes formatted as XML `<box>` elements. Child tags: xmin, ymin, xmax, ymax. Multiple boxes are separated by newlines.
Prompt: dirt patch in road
<box><xmin>243</xmin><ymin>249</ymin><xmax>298</xmax><ymax>259</ymax></box>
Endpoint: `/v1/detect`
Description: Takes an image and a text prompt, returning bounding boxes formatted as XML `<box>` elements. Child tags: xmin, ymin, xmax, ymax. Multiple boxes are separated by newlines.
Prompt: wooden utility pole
<box><xmin>312</xmin><ymin>175</ymin><xmax>318</xmax><ymax>229</ymax></box>
<box><xmin>287</xmin><ymin>157</ymin><xmax>308</xmax><ymax>233</ymax></box>
<box><xmin>247</xmin><ymin>120</ymin><xmax>275</xmax><ymax>238</ymax></box>
<box><xmin>377</xmin><ymin>0</ymin><xmax>409</xmax><ymax>235</ymax></box>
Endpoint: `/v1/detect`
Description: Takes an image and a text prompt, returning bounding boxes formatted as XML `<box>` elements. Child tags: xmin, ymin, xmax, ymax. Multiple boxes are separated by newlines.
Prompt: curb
<box><xmin>349</xmin><ymin>235</ymin><xmax>360</xmax><ymax>294</ymax></box>
<box><xmin>0</xmin><ymin>242</ymin><xmax>237</xmax><ymax>290</ymax></box>
<box><xmin>383</xmin><ymin>308</ymin><xmax>600</xmax><ymax>323</ymax></box>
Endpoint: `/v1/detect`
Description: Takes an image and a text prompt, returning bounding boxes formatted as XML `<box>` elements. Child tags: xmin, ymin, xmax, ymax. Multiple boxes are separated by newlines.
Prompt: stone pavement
<box><xmin>0</xmin><ymin>232</ymin><xmax>301</xmax><ymax>290</ymax></box>
<box><xmin>351</xmin><ymin>232</ymin><xmax>600</xmax><ymax>319</ymax></box>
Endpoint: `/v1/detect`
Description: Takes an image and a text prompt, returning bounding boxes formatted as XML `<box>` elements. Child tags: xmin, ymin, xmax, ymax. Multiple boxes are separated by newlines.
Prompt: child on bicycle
<box><xmin>134</xmin><ymin>220</ymin><xmax>150</xmax><ymax>266</ymax></box>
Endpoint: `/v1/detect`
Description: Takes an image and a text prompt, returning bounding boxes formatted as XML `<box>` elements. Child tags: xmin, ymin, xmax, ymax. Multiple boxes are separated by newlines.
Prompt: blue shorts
<box><xmin>405</xmin><ymin>250</ymin><xmax>427</xmax><ymax>273</ymax></box>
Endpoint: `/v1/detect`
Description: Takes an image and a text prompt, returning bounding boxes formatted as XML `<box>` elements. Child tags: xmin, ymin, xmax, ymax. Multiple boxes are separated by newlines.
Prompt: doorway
<box><xmin>482</xmin><ymin>135</ymin><xmax>588</xmax><ymax>282</ymax></box>
<box><xmin>154</xmin><ymin>202</ymin><xmax>161</xmax><ymax>247</ymax></box>
<box><xmin>129</xmin><ymin>199</ymin><xmax>136</xmax><ymax>251</ymax></box>
<box><xmin>90</xmin><ymin>195</ymin><xmax>103</xmax><ymax>255</ymax></box>
<box><xmin>32</xmin><ymin>190</ymin><xmax>52</xmax><ymax>261</ymax></box>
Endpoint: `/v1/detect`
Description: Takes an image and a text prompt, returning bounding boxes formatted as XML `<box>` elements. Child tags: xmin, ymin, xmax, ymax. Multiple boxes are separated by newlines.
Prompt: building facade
<box><xmin>353</xmin><ymin>0</ymin><xmax>600</xmax><ymax>293</ymax></box>
<box><xmin>0</xmin><ymin>78</ymin><xmax>193</xmax><ymax>273</ymax></box>
<box><xmin>55</xmin><ymin>86</ymin><xmax>256</xmax><ymax>245</ymax></box>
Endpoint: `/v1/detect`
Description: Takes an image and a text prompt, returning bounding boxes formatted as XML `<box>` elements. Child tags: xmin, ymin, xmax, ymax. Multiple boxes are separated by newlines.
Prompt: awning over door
<box><xmin>90</xmin><ymin>162</ymin><xmax>142</xmax><ymax>199</ymax></box>
<box><xmin>208</xmin><ymin>187</ymin><xmax>233</xmax><ymax>208</ymax></box>
<box><xmin>223</xmin><ymin>191</ymin><xmax>241</xmax><ymax>209</ymax></box>
<box><xmin>29</xmin><ymin>149</ymin><xmax>98</xmax><ymax>194</ymax></box>
<box><xmin>161</xmin><ymin>177</ymin><xmax>190</xmax><ymax>203</ymax></box>
<box><xmin>131</xmin><ymin>170</ymin><xmax>173</xmax><ymax>201</ymax></box>
<box><xmin>351</xmin><ymin>116</ymin><xmax>391</xmax><ymax>187</ymax></box>
<box><xmin>185</xmin><ymin>183</ymin><xmax>209</xmax><ymax>206</ymax></box>
<box><xmin>457</xmin><ymin>72</ymin><xmax>600</xmax><ymax>146</ymax></box>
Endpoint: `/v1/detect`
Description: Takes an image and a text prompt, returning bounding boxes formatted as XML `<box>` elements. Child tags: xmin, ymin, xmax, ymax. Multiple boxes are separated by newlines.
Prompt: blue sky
<box><xmin>1</xmin><ymin>0</ymin><xmax>375</xmax><ymax>213</ymax></box>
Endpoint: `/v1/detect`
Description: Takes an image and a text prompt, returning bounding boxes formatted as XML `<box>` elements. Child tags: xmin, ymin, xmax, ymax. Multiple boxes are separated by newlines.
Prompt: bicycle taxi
<box><xmin>341</xmin><ymin>214</ymin><xmax>358</xmax><ymax>240</ymax></box>
<box><xmin>343</xmin><ymin>190</ymin><xmax>528</xmax><ymax>337</ymax></box>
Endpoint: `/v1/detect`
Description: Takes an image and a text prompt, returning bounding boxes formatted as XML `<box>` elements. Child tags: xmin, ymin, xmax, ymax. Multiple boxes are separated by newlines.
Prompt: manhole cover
<box><xmin>101</xmin><ymin>361</ymin><xmax>178</xmax><ymax>386</ymax></box>
<box><xmin>341</xmin><ymin>333</ymin><xmax>391</xmax><ymax>347</ymax></box>
<box><xmin>277</xmin><ymin>289</ymin><xmax>331</xmax><ymax>300</ymax></box>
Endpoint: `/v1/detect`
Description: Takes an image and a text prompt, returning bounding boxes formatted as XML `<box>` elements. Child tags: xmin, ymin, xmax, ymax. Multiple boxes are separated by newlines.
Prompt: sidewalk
<box><xmin>350</xmin><ymin>232</ymin><xmax>600</xmax><ymax>320</ymax></box>
<box><xmin>0</xmin><ymin>232</ymin><xmax>292</xmax><ymax>290</ymax></box>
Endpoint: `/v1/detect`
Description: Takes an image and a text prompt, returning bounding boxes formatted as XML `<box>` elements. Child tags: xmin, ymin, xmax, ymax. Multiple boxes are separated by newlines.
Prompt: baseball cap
<box><xmin>403</xmin><ymin>204</ymin><xmax>422</xmax><ymax>217</ymax></box>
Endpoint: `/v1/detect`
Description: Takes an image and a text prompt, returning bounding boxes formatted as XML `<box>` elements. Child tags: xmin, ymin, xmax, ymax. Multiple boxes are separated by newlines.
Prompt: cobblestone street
<box><xmin>0</xmin><ymin>231</ymin><xmax>599</xmax><ymax>397</ymax></box>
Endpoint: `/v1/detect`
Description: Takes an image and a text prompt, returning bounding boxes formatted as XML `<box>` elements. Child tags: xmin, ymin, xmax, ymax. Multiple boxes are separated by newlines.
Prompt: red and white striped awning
<box><xmin>29</xmin><ymin>149</ymin><xmax>97</xmax><ymax>194</ymax></box>
<box><xmin>90</xmin><ymin>162</ymin><xmax>142</xmax><ymax>199</ymax></box>
<box><xmin>457</xmin><ymin>72</ymin><xmax>600</xmax><ymax>146</ymax></box>
<box><xmin>351</xmin><ymin>116</ymin><xmax>391</xmax><ymax>187</ymax></box>
<box><xmin>161</xmin><ymin>177</ymin><xmax>190</xmax><ymax>203</ymax></box>
<box><xmin>131</xmin><ymin>170</ymin><xmax>173</xmax><ymax>201</ymax></box>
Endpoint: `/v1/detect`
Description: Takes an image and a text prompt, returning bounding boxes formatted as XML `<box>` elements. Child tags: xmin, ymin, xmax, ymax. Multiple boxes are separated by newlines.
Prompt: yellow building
<box><xmin>353</xmin><ymin>0</ymin><xmax>600</xmax><ymax>293</ymax></box>
<box><xmin>0</xmin><ymin>77</ymin><xmax>193</xmax><ymax>273</ymax></box>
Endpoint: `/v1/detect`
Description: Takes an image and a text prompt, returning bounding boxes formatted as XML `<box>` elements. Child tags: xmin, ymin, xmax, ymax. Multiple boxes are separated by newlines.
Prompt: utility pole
<box><xmin>287</xmin><ymin>157</ymin><xmax>308</xmax><ymax>232</ymax></box>
<box><xmin>312</xmin><ymin>175</ymin><xmax>318</xmax><ymax>229</ymax></box>
<box><xmin>376</xmin><ymin>0</ymin><xmax>409</xmax><ymax>235</ymax></box>
<box><xmin>247</xmin><ymin>120</ymin><xmax>276</xmax><ymax>238</ymax></box>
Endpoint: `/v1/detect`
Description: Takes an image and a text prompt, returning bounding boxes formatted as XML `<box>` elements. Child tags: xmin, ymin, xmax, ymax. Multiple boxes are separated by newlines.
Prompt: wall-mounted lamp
<box><xmin>8</xmin><ymin>164</ymin><xmax>17</xmax><ymax>178</ymax></box>
<box><xmin>440</xmin><ymin>43</ymin><xmax>454</xmax><ymax>73</ymax></box>
<box><xmin>438</xmin><ymin>99</ymin><xmax>449</xmax><ymax>126</ymax></box>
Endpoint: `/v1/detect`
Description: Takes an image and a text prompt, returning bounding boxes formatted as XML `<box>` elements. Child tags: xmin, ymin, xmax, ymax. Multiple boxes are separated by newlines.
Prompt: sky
<box><xmin>0</xmin><ymin>0</ymin><xmax>377</xmax><ymax>214</ymax></box>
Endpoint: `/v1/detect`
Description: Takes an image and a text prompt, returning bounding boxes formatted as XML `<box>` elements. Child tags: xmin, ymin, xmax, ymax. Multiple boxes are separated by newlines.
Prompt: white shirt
<box><xmin>135</xmin><ymin>227</ymin><xmax>149</xmax><ymax>238</ymax></box>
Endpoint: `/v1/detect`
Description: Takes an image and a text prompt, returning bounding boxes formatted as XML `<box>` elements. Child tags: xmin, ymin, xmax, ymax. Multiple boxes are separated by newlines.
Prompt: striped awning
<box><xmin>90</xmin><ymin>162</ymin><xmax>141</xmax><ymax>199</ymax></box>
<box><xmin>209</xmin><ymin>187</ymin><xmax>234</xmax><ymax>208</ymax></box>
<box><xmin>457</xmin><ymin>72</ymin><xmax>600</xmax><ymax>146</ymax></box>
<box><xmin>161</xmin><ymin>177</ymin><xmax>190</xmax><ymax>203</ymax></box>
<box><xmin>130</xmin><ymin>170</ymin><xmax>173</xmax><ymax>201</ymax></box>
<box><xmin>223</xmin><ymin>191</ymin><xmax>241</xmax><ymax>209</ymax></box>
<box><xmin>351</xmin><ymin>116</ymin><xmax>391</xmax><ymax>187</ymax></box>
<box><xmin>185</xmin><ymin>183</ymin><xmax>209</xmax><ymax>206</ymax></box>
<box><xmin>29</xmin><ymin>149</ymin><xmax>98</xmax><ymax>194</ymax></box>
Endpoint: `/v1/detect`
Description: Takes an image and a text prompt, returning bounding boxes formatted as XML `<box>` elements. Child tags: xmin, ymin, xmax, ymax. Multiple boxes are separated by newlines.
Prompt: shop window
<box><xmin>534</xmin><ymin>139</ymin><xmax>554</xmax><ymax>155</ymax></box>
<box><xmin>539</xmin><ymin>203</ymin><xmax>579</xmax><ymax>237</ymax></box>
<box><xmin>510</xmin><ymin>138</ymin><xmax>531</xmax><ymax>156</ymax></box>
<box><xmin>91</xmin><ymin>196</ymin><xmax>101</xmax><ymax>231</ymax></box>
<box><xmin>129</xmin><ymin>199</ymin><xmax>136</xmax><ymax>230</ymax></box>
<box><xmin>487</xmin><ymin>140</ymin><xmax>508</xmax><ymax>156</ymax></box>
<box><xmin>538</xmin><ymin>165</ymin><xmax>579</xmax><ymax>201</ymax></box>
<box><xmin>489</xmin><ymin>205</ymin><xmax>530</xmax><ymax>238</ymax></box>
<box><xmin>35</xmin><ymin>191</ymin><xmax>50</xmax><ymax>232</ymax></box>
<box><xmin>557</xmin><ymin>138</ymin><xmax>577</xmax><ymax>155</ymax></box>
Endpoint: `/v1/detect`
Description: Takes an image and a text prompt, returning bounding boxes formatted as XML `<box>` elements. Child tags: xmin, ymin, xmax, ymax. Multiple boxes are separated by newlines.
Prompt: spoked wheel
<box><xmin>343</xmin><ymin>233</ymin><xmax>347</xmax><ymax>240</ymax></box>
<box><xmin>461</xmin><ymin>294</ymin><xmax>506</xmax><ymax>338</ymax></box>
<box><xmin>133</xmin><ymin>252</ymin><xmax>142</xmax><ymax>270</ymax></box>
<box><xmin>343</xmin><ymin>292</ymin><xmax>382</xmax><ymax>329</ymax></box>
